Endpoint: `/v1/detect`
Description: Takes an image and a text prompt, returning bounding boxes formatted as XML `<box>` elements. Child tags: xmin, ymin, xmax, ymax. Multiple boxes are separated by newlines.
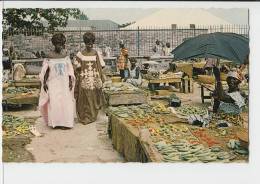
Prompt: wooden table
<box><xmin>103</xmin><ymin>83</ymin><xmax>150</xmax><ymax>106</ymax></box>
<box><xmin>148</xmin><ymin>77</ymin><xmax>182</xmax><ymax>91</ymax></box>
<box><xmin>10</xmin><ymin>79</ymin><xmax>41</xmax><ymax>88</ymax></box>
<box><xmin>2</xmin><ymin>90</ymin><xmax>39</xmax><ymax>110</ymax></box>
<box><xmin>198</xmin><ymin>82</ymin><xmax>229</xmax><ymax>103</ymax></box>
<box><xmin>108</xmin><ymin>114</ymin><xmax>149</xmax><ymax>162</ymax></box>
<box><xmin>199</xmin><ymin>83</ymin><xmax>215</xmax><ymax>103</ymax></box>
<box><xmin>108</xmin><ymin>113</ymin><xmax>178</xmax><ymax>162</ymax></box>
<box><xmin>107</xmin><ymin>110</ymin><xmax>248</xmax><ymax>163</ymax></box>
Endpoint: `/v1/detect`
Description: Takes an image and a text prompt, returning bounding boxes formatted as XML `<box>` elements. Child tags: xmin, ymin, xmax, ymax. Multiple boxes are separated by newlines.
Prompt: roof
<box><xmin>63</xmin><ymin>20</ymin><xmax>119</xmax><ymax>30</ymax></box>
<box><xmin>42</xmin><ymin>19</ymin><xmax>119</xmax><ymax>31</ymax></box>
<box><xmin>123</xmin><ymin>8</ymin><xmax>232</xmax><ymax>29</ymax></box>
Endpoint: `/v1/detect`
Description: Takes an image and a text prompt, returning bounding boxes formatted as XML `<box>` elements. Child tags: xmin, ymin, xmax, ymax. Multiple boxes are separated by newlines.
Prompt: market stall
<box><xmin>103</xmin><ymin>82</ymin><xmax>150</xmax><ymax>106</ymax></box>
<box><xmin>107</xmin><ymin>103</ymin><xmax>248</xmax><ymax>163</ymax></box>
<box><xmin>2</xmin><ymin>86</ymin><xmax>40</xmax><ymax>110</ymax></box>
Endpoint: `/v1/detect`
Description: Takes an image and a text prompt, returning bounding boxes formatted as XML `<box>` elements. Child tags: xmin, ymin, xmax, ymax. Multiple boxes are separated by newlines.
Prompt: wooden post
<box><xmin>201</xmin><ymin>85</ymin><xmax>204</xmax><ymax>103</ymax></box>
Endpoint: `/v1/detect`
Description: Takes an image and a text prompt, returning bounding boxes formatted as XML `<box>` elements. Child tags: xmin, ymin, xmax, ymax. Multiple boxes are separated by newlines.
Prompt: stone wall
<box><xmin>3</xmin><ymin>29</ymin><xmax>208</xmax><ymax>59</ymax></box>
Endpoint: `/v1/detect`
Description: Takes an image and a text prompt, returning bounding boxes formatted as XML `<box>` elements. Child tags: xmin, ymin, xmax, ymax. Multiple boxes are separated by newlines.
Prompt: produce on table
<box><xmin>150</xmin><ymin>124</ymin><xmax>238</xmax><ymax>162</ymax></box>
<box><xmin>176</xmin><ymin>105</ymin><xmax>207</xmax><ymax>116</ymax></box>
<box><xmin>158</xmin><ymin>72</ymin><xmax>183</xmax><ymax>79</ymax></box>
<box><xmin>190</xmin><ymin>129</ymin><xmax>220</xmax><ymax>147</ymax></box>
<box><xmin>151</xmin><ymin>102</ymin><xmax>171</xmax><ymax>114</ymax></box>
<box><xmin>227</xmin><ymin>139</ymin><xmax>249</xmax><ymax>155</ymax></box>
<box><xmin>108</xmin><ymin>103</ymin><xmax>170</xmax><ymax>120</ymax></box>
<box><xmin>2</xmin><ymin>115</ymin><xmax>31</xmax><ymax>138</ymax></box>
<box><xmin>5</xmin><ymin>87</ymin><xmax>35</xmax><ymax>94</ymax></box>
<box><xmin>154</xmin><ymin>139</ymin><xmax>236</xmax><ymax>163</ymax></box>
<box><xmin>210</xmin><ymin>112</ymin><xmax>243</xmax><ymax>126</ymax></box>
<box><xmin>103</xmin><ymin>82</ymin><xmax>141</xmax><ymax>94</ymax></box>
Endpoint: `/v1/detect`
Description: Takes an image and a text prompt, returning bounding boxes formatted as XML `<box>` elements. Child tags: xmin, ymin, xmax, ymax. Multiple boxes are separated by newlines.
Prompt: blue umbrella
<box><xmin>171</xmin><ymin>32</ymin><xmax>249</xmax><ymax>64</ymax></box>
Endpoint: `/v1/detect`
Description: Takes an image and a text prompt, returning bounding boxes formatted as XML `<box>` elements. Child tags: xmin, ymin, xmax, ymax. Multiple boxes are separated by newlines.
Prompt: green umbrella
<box><xmin>171</xmin><ymin>32</ymin><xmax>249</xmax><ymax>64</ymax></box>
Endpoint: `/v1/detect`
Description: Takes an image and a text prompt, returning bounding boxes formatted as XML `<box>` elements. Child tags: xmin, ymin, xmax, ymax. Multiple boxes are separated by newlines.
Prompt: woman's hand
<box><xmin>43</xmin><ymin>82</ymin><xmax>48</xmax><ymax>92</ymax></box>
<box><xmin>69</xmin><ymin>76</ymin><xmax>73</xmax><ymax>91</ymax></box>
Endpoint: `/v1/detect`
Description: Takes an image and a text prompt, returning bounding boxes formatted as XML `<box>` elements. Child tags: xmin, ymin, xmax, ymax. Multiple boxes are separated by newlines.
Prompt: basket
<box><xmin>197</xmin><ymin>75</ymin><xmax>215</xmax><ymax>84</ymax></box>
<box><xmin>237</xmin><ymin>130</ymin><xmax>249</xmax><ymax>149</ymax></box>
<box><xmin>3</xmin><ymin>83</ymin><xmax>9</xmax><ymax>89</ymax></box>
<box><xmin>111</xmin><ymin>76</ymin><xmax>122</xmax><ymax>83</ymax></box>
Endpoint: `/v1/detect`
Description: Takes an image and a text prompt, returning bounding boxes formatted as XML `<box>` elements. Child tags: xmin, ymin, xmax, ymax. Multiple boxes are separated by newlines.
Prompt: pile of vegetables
<box><xmin>150</xmin><ymin>124</ymin><xmax>237</xmax><ymax>162</ymax></box>
<box><xmin>210</xmin><ymin>112</ymin><xmax>243</xmax><ymax>126</ymax></box>
<box><xmin>5</xmin><ymin>87</ymin><xmax>34</xmax><ymax>94</ymax></box>
<box><xmin>190</xmin><ymin>129</ymin><xmax>220</xmax><ymax>147</ymax></box>
<box><xmin>151</xmin><ymin>102</ymin><xmax>171</xmax><ymax>114</ymax></box>
<box><xmin>154</xmin><ymin>140</ymin><xmax>236</xmax><ymax>163</ymax></box>
<box><xmin>2</xmin><ymin>115</ymin><xmax>31</xmax><ymax>138</ymax></box>
<box><xmin>103</xmin><ymin>82</ymin><xmax>140</xmax><ymax>94</ymax></box>
<box><xmin>176</xmin><ymin>105</ymin><xmax>207</xmax><ymax>116</ymax></box>
<box><xmin>108</xmin><ymin>103</ymin><xmax>170</xmax><ymax>120</ymax></box>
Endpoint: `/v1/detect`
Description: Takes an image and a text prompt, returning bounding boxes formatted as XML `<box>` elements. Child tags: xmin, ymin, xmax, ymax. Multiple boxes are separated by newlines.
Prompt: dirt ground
<box><xmin>26</xmin><ymin>111</ymin><xmax>125</xmax><ymax>163</ymax></box>
<box><xmin>2</xmin><ymin>83</ymin><xmax>211</xmax><ymax>163</ymax></box>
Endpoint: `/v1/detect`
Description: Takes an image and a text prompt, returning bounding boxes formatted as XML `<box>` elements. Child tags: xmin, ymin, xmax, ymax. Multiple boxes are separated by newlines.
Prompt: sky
<box><xmin>81</xmin><ymin>8</ymin><xmax>249</xmax><ymax>25</ymax></box>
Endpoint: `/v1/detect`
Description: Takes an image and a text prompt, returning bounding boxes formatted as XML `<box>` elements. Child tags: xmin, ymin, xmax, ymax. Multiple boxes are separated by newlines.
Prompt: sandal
<box><xmin>29</xmin><ymin>125</ymin><xmax>42</xmax><ymax>137</ymax></box>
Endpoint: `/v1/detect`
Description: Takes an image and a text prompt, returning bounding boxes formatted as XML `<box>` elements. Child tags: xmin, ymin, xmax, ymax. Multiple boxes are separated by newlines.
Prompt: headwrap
<box><xmin>227</xmin><ymin>68</ymin><xmax>243</xmax><ymax>82</ymax></box>
<box><xmin>121</xmin><ymin>48</ymin><xmax>128</xmax><ymax>56</ymax></box>
<box><xmin>119</xmin><ymin>40</ymin><xmax>124</xmax><ymax>45</ymax></box>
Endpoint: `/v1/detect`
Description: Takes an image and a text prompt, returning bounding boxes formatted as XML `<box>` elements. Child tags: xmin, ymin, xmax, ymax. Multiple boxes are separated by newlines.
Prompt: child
<box><xmin>38</xmin><ymin>33</ymin><xmax>75</xmax><ymax>129</ymax></box>
<box><xmin>73</xmin><ymin>31</ymin><xmax>105</xmax><ymax>125</ymax></box>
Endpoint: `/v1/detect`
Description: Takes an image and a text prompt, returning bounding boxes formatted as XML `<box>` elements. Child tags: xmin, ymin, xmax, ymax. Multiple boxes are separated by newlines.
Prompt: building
<box><xmin>58</xmin><ymin>19</ymin><xmax>119</xmax><ymax>31</ymax></box>
<box><xmin>123</xmin><ymin>8</ymin><xmax>232</xmax><ymax>29</ymax></box>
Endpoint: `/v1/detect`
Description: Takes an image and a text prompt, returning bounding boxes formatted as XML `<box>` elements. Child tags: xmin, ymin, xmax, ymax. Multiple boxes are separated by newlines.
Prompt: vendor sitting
<box><xmin>163</xmin><ymin>61</ymin><xmax>183</xmax><ymax>88</ymax></box>
<box><xmin>163</xmin><ymin>61</ymin><xmax>177</xmax><ymax>74</ymax></box>
<box><xmin>212</xmin><ymin>66</ymin><xmax>246</xmax><ymax>115</ymax></box>
<box><xmin>124</xmin><ymin>58</ymin><xmax>142</xmax><ymax>86</ymax></box>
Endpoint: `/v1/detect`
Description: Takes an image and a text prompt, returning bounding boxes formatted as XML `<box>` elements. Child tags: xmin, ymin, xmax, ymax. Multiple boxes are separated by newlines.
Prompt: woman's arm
<box><xmin>43</xmin><ymin>67</ymin><xmax>50</xmax><ymax>92</ymax></box>
<box><xmin>134</xmin><ymin>67</ymin><xmax>141</xmax><ymax>79</ymax></box>
<box><xmin>213</xmin><ymin>66</ymin><xmax>234</xmax><ymax>103</ymax></box>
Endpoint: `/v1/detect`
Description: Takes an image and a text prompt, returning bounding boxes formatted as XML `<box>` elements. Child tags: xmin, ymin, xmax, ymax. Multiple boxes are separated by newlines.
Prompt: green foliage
<box><xmin>3</xmin><ymin>8</ymin><xmax>81</xmax><ymax>31</ymax></box>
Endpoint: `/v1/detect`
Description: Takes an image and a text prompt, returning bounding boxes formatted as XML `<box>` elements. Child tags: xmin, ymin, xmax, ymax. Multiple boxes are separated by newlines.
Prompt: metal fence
<box><xmin>3</xmin><ymin>24</ymin><xmax>249</xmax><ymax>59</ymax></box>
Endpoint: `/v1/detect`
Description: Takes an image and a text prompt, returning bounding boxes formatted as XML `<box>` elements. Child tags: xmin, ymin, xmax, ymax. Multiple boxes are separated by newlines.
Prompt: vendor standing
<box><xmin>73</xmin><ymin>31</ymin><xmax>105</xmax><ymax>125</ymax></box>
<box><xmin>204</xmin><ymin>58</ymin><xmax>219</xmax><ymax>75</ymax></box>
<box><xmin>117</xmin><ymin>40</ymin><xmax>129</xmax><ymax>79</ymax></box>
<box><xmin>163</xmin><ymin>42</ymin><xmax>172</xmax><ymax>56</ymax></box>
<box><xmin>152</xmin><ymin>40</ymin><xmax>163</xmax><ymax>56</ymax></box>
<box><xmin>212</xmin><ymin>66</ymin><xmax>246</xmax><ymax>115</ymax></box>
<box><xmin>125</xmin><ymin>58</ymin><xmax>142</xmax><ymax>86</ymax></box>
<box><xmin>2</xmin><ymin>47</ymin><xmax>12</xmax><ymax>82</ymax></box>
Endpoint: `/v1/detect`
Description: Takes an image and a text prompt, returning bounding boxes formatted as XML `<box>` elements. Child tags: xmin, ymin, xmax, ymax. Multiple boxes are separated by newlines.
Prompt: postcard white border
<box><xmin>1</xmin><ymin>1</ymin><xmax>260</xmax><ymax>184</ymax></box>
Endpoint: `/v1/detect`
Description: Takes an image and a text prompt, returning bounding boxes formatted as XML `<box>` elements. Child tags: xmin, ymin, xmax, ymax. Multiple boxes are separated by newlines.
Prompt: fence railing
<box><xmin>3</xmin><ymin>24</ymin><xmax>249</xmax><ymax>59</ymax></box>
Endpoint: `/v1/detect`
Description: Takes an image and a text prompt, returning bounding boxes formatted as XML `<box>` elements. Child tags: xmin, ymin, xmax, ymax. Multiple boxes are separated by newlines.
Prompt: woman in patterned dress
<box><xmin>212</xmin><ymin>66</ymin><xmax>246</xmax><ymax>115</ymax></box>
<box><xmin>73</xmin><ymin>31</ymin><xmax>105</xmax><ymax>124</ymax></box>
<box><xmin>39</xmin><ymin>33</ymin><xmax>75</xmax><ymax>129</ymax></box>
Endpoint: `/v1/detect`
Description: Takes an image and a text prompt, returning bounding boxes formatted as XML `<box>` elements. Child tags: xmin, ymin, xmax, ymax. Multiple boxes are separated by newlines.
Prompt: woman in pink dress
<box><xmin>38</xmin><ymin>33</ymin><xmax>75</xmax><ymax>129</ymax></box>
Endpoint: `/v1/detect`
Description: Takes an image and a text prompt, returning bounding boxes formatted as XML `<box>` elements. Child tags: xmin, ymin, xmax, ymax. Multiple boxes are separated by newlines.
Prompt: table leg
<box><xmin>108</xmin><ymin>116</ymin><xmax>112</xmax><ymax>139</ymax></box>
<box><xmin>201</xmin><ymin>85</ymin><xmax>204</xmax><ymax>103</ymax></box>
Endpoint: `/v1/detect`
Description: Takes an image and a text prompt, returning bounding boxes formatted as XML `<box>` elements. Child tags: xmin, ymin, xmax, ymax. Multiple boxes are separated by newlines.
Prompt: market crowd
<box><xmin>3</xmin><ymin>32</ymin><xmax>247</xmax><ymax>130</ymax></box>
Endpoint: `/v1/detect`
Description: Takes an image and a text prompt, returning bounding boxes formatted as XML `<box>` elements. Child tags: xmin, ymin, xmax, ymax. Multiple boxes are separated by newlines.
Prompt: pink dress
<box><xmin>38</xmin><ymin>56</ymin><xmax>75</xmax><ymax>128</ymax></box>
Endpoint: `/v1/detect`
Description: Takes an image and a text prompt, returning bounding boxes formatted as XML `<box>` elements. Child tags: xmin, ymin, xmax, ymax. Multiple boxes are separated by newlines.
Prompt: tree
<box><xmin>3</xmin><ymin>8</ymin><xmax>81</xmax><ymax>31</ymax></box>
<box><xmin>78</xmin><ymin>12</ymin><xmax>89</xmax><ymax>20</ymax></box>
